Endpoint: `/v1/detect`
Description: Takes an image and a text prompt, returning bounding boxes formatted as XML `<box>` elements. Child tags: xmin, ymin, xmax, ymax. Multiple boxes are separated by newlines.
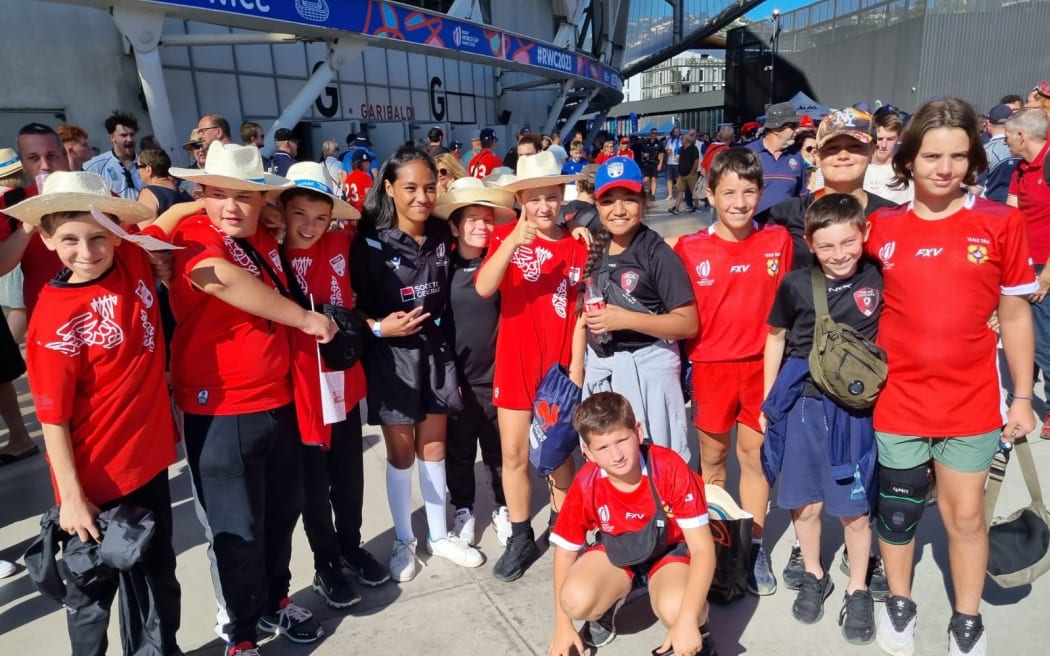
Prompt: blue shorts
<box><xmin>776</xmin><ymin>395</ymin><xmax>875</xmax><ymax>518</ymax></box>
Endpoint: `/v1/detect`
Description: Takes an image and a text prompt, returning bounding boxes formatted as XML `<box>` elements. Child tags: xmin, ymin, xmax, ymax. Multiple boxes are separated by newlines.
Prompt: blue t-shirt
<box><xmin>746</xmin><ymin>140</ymin><xmax>804</xmax><ymax>214</ymax></box>
<box><xmin>562</xmin><ymin>159</ymin><xmax>587</xmax><ymax>175</ymax></box>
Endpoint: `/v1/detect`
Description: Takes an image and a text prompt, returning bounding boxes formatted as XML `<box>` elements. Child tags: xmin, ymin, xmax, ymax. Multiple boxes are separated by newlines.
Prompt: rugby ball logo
<box><xmin>696</xmin><ymin>260</ymin><xmax>712</xmax><ymax>278</ymax></box>
<box><xmin>295</xmin><ymin>0</ymin><xmax>330</xmax><ymax>22</ymax></box>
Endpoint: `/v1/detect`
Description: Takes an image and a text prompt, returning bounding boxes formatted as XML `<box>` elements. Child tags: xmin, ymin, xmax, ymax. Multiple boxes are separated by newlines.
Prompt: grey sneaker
<box><xmin>748</xmin><ymin>543</ymin><xmax>777</xmax><ymax>596</ymax></box>
<box><xmin>839</xmin><ymin>589</ymin><xmax>875</xmax><ymax>644</ymax></box>
<box><xmin>782</xmin><ymin>544</ymin><xmax>805</xmax><ymax>590</ymax></box>
<box><xmin>581</xmin><ymin>595</ymin><xmax>626</xmax><ymax>648</ymax></box>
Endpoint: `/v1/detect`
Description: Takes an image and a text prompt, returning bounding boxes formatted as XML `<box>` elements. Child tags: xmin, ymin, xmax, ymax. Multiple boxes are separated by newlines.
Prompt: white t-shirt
<box><xmin>863</xmin><ymin>162</ymin><xmax>913</xmax><ymax>204</ymax></box>
<box><xmin>665</xmin><ymin>136</ymin><xmax>682</xmax><ymax>166</ymax></box>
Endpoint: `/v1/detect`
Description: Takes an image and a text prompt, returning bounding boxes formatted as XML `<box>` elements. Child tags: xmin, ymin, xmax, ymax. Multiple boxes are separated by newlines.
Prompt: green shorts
<box><xmin>875</xmin><ymin>430</ymin><xmax>1001</xmax><ymax>473</ymax></box>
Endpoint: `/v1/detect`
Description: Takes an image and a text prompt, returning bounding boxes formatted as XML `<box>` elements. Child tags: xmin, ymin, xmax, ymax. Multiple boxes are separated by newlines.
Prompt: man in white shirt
<box><xmin>662</xmin><ymin>126</ymin><xmax>683</xmax><ymax>209</ymax></box>
<box><xmin>83</xmin><ymin>110</ymin><xmax>143</xmax><ymax>200</ymax></box>
<box><xmin>862</xmin><ymin>107</ymin><xmax>912</xmax><ymax>204</ymax></box>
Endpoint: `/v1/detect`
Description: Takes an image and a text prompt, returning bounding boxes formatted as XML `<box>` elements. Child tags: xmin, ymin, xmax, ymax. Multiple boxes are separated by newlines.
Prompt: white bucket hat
<box><xmin>482</xmin><ymin>166</ymin><xmax>518</xmax><ymax>189</ymax></box>
<box><xmin>171</xmin><ymin>142</ymin><xmax>292</xmax><ymax>191</ymax></box>
<box><xmin>0</xmin><ymin>148</ymin><xmax>21</xmax><ymax>178</ymax></box>
<box><xmin>503</xmin><ymin>151</ymin><xmax>580</xmax><ymax>193</ymax></box>
<box><xmin>433</xmin><ymin>177</ymin><xmax>517</xmax><ymax>222</ymax></box>
<box><xmin>3</xmin><ymin>171</ymin><xmax>153</xmax><ymax>227</ymax></box>
<box><xmin>279</xmin><ymin>161</ymin><xmax>359</xmax><ymax>220</ymax></box>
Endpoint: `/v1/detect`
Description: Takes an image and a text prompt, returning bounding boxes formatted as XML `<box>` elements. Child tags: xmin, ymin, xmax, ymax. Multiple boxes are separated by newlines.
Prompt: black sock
<box><xmin>511</xmin><ymin>520</ymin><xmax>531</xmax><ymax>537</ymax></box>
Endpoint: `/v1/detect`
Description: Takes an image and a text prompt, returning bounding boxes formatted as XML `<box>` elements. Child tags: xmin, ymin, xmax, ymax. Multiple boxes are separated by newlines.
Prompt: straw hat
<box><xmin>3</xmin><ymin>171</ymin><xmax>153</xmax><ymax>227</ymax></box>
<box><xmin>279</xmin><ymin>161</ymin><xmax>359</xmax><ymax>220</ymax></box>
<box><xmin>503</xmin><ymin>151</ymin><xmax>579</xmax><ymax>193</ymax></box>
<box><xmin>482</xmin><ymin>166</ymin><xmax>518</xmax><ymax>189</ymax></box>
<box><xmin>171</xmin><ymin>142</ymin><xmax>292</xmax><ymax>191</ymax></box>
<box><xmin>0</xmin><ymin>148</ymin><xmax>22</xmax><ymax>178</ymax></box>
<box><xmin>433</xmin><ymin>177</ymin><xmax>517</xmax><ymax>222</ymax></box>
<box><xmin>181</xmin><ymin>128</ymin><xmax>202</xmax><ymax>151</ymax></box>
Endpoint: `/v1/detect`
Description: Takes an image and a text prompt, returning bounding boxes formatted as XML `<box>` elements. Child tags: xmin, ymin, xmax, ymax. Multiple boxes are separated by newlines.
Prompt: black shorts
<box><xmin>642</xmin><ymin>164</ymin><xmax>659</xmax><ymax>178</ymax></box>
<box><xmin>0</xmin><ymin>316</ymin><xmax>25</xmax><ymax>383</ymax></box>
<box><xmin>363</xmin><ymin>328</ymin><xmax>463</xmax><ymax>426</ymax></box>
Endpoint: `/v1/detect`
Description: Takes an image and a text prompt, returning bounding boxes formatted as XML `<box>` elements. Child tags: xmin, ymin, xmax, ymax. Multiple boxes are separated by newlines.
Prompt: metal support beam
<box><xmin>159</xmin><ymin>33</ymin><xmax>302</xmax><ymax>47</ymax></box>
<box><xmin>112</xmin><ymin>5</ymin><xmax>178</xmax><ymax>161</ymax></box>
<box><xmin>502</xmin><ymin>77</ymin><xmax>565</xmax><ymax>92</ymax></box>
<box><xmin>558</xmin><ymin>87</ymin><xmax>600</xmax><ymax>141</ymax></box>
<box><xmin>541</xmin><ymin>80</ymin><xmax>574</xmax><ymax>136</ymax></box>
<box><xmin>263</xmin><ymin>38</ymin><xmax>367</xmax><ymax>157</ymax></box>
<box><xmin>586</xmin><ymin>108</ymin><xmax>610</xmax><ymax>145</ymax></box>
<box><xmin>446</xmin><ymin>0</ymin><xmax>480</xmax><ymax>20</ymax></box>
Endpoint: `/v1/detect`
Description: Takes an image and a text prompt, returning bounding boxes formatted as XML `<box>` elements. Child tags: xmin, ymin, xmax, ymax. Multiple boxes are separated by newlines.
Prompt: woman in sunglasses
<box><xmin>434</xmin><ymin>152</ymin><xmax>467</xmax><ymax>195</ymax></box>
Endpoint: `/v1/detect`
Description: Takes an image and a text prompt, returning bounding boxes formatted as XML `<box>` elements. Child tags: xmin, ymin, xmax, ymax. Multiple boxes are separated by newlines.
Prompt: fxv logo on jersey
<box><xmin>729</xmin><ymin>264</ymin><xmax>750</xmax><ymax>273</ymax></box>
<box><xmin>916</xmin><ymin>247</ymin><xmax>943</xmax><ymax>257</ymax></box>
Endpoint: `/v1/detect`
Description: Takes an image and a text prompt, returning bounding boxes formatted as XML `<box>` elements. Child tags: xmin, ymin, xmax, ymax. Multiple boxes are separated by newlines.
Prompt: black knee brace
<box><xmin>876</xmin><ymin>462</ymin><xmax>931</xmax><ymax>545</ymax></box>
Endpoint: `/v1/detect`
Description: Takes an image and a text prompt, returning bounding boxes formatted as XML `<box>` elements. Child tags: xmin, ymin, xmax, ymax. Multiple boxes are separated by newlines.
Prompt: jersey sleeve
<box><xmin>1000</xmin><ymin>208</ymin><xmax>1039</xmax><ymax>296</ymax></box>
<box><xmin>480</xmin><ymin>223</ymin><xmax>515</xmax><ymax>294</ymax></box>
<box><xmin>549</xmin><ymin>468</ymin><xmax>595</xmax><ymax>551</ymax></box>
<box><xmin>26</xmin><ymin>315</ymin><xmax>81</xmax><ymax>425</ymax></box>
<box><xmin>651</xmin><ymin>241</ymin><xmax>697</xmax><ymax>311</ymax></box>
<box><xmin>349</xmin><ymin>231</ymin><xmax>384</xmax><ymax>319</ymax></box>
<box><xmin>654</xmin><ymin>449</ymin><xmax>709</xmax><ymax>529</ymax></box>
<box><xmin>171</xmin><ymin>219</ymin><xmax>228</xmax><ymax>281</ymax></box>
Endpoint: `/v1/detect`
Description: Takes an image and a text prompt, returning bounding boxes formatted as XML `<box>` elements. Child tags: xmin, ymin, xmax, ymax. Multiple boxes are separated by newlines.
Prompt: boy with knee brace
<box><xmin>547</xmin><ymin>392</ymin><xmax>718</xmax><ymax>656</ymax></box>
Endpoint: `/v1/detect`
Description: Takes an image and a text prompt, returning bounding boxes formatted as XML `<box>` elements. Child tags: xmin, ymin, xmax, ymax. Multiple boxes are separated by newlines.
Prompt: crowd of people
<box><xmin>1</xmin><ymin>79</ymin><xmax>1049</xmax><ymax>656</ymax></box>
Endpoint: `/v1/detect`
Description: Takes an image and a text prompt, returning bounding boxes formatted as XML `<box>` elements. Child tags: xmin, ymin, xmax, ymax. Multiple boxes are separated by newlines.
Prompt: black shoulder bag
<box><xmin>600</xmin><ymin>445</ymin><xmax>671</xmax><ymax>567</ymax></box>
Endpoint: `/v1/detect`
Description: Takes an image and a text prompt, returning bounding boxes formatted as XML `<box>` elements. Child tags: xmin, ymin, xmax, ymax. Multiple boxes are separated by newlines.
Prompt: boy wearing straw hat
<box><xmin>434</xmin><ymin>177</ymin><xmax>518</xmax><ymax>547</ymax></box>
<box><xmin>7</xmin><ymin>171</ymin><xmax>184</xmax><ymax>654</ymax></box>
<box><xmin>167</xmin><ymin>143</ymin><xmax>336</xmax><ymax>655</ymax></box>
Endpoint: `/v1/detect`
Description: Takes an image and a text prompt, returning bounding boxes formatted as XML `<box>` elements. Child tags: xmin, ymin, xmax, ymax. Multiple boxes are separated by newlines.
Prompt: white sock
<box><xmin>386</xmin><ymin>461</ymin><xmax>415</xmax><ymax>543</ymax></box>
<box><xmin>418</xmin><ymin>459</ymin><xmax>449</xmax><ymax>541</ymax></box>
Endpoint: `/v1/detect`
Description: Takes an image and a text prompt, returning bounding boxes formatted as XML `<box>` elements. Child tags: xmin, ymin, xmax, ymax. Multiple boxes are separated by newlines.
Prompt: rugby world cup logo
<box><xmin>878</xmin><ymin>241</ymin><xmax>896</xmax><ymax>263</ymax></box>
<box><xmin>295</xmin><ymin>0</ymin><xmax>330</xmax><ymax>22</ymax></box>
<box><xmin>453</xmin><ymin>26</ymin><xmax>463</xmax><ymax>47</ymax></box>
<box><xmin>696</xmin><ymin>260</ymin><xmax>711</xmax><ymax>278</ymax></box>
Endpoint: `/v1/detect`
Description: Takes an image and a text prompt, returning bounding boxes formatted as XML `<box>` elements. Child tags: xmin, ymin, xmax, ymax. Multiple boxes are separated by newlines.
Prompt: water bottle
<box><xmin>583</xmin><ymin>276</ymin><xmax>611</xmax><ymax>344</ymax></box>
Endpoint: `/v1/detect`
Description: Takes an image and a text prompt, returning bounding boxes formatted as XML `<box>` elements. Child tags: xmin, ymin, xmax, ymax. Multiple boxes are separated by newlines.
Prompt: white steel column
<box><xmin>541</xmin><ymin>80</ymin><xmax>574</xmax><ymax>136</ymax></box>
<box><xmin>263</xmin><ymin>38</ymin><xmax>366</xmax><ymax>157</ymax></box>
<box><xmin>111</xmin><ymin>6</ymin><xmax>178</xmax><ymax>160</ymax></box>
<box><xmin>558</xmin><ymin>87</ymin><xmax>599</xmax><ymax>141</ymax></box>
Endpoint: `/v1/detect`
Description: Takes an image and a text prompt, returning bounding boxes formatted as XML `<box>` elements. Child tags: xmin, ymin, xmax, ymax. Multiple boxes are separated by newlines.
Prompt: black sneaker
<box><xmin>581</xmin><ymin>596</ymin><xmax>626</xmax><ymax>648</ymax></box>
<box><xmin>839</xmin><ymin>552</ymin><xmax>888</xmax><ymax>602</ymax></box>
<box><xmin>839</xmin><ymin>589</ymin><xmax>875</xmax><ymax>645</ymax></box>
<box><xmin>948</xmin><ymin>612</ymin><xmax>987</xmax><ymax>655</ymax></box>
<box><xmin>311</xmin><ymin>567</ymin><xmax>361</xmax><ymax>609</ymax></box>
<box><xmin>493</xmin><ymin>530</ymin><xmax>540</xmax><ymax>582</ymax></box>
<box><xmin>792</xmin><ymin>572</ymin><xmax>834</xmax><ymax>624</ymax></box>
<box><xmin>257</xmin><ymin>598</ymin><xmax>324</xmax><ymax>644</ymax></box>
<box><xmin>343</xmin><ymin>546</ymin><xmax>390</xmax><ymax>587</ymax></box>
<box><xmin>699</xmin><ymin>622</ymin><xmax>719</xmax><ymax>656</ymax></box>
<box><xmin>782</xmin><ymin>545</ymin><xmax>805</xmax><ymax>590</ymax></box>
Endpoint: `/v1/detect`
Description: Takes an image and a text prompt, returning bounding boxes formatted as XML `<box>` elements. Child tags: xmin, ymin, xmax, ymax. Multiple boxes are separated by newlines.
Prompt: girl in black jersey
<box><xmin>578</xmin><ymin>157</ymin><xmax>698</xmax><ymax>462</ymax></box>
<box><xmin>349</xmin><ymin>147</ymin><xmax>482</xmax><ymax>582</ymax></box>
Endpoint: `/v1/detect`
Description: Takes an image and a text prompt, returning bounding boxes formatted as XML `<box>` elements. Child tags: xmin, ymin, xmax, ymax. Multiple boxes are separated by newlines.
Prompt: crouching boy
<box><xmin>11</xmin><ymin>172</ymin><xmax>183</xmax><ymax>654</ymax></box>
<box><xmin>548</xmin><ymin>392</ymin><xmax>718</xmax><ymax>656</ymax></box>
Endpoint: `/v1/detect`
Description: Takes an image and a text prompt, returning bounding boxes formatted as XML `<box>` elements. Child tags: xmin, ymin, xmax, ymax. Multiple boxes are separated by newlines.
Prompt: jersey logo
<box><xmin>268</xmin><ymin>248</ymin><xmax>283</xmax><ymax>272</ymax></box>
<box><xmin>329</xmin><ymin>254</ymin><xmax>346</xmax><ymax>277</ymax></box>
<box><xmin>387</xmin><ymin>256</ymin><xmax>401</xmax><ymax>271</ymax></box>
<box><xmin>915</xmin><ymin>247</ymin><xmax>943</xmax><ymax>258</ymax></box>
<box><xmin>729</xmin><ymin>264</ymin><xmax>750</xmax><ymax>273</ymax></box>
<box><xmin>626</xmin><ymin>511</ymin><xmax>646</xmax><ymax>521</ymax></box>
<box><xmin>696</xmin><ymin>260</ymin><xmax>711</xmax><ymax>277</ymax></box>
<box><xmin>967</xmin><ymin>244</ymin><xmax>988</xmax><ymax>265</ymax></box>
<box><xmin>788</xmin><ymin>157</ymin><xmax>799</xmax><ymax>171</ymax></box>
<box><xmin>134</xmin><ymin>280</ymin><xmax>154</xmax><ymax>309</ymax></box>
<box><xmin>45</xmin><ymin>295</ymin><xmax>124</xmax><ymax>356</ymax></box>
<box><xmin>552</xmin><ymin>279</ymin><xmax>568</xmax><ymax>318</ymax></box>
<box><xmin>620</xmin><ymin>270</ymin><xmax>639</xmax><ymax>293</ymax></box>
<box><xmin>853</xmin><ymin>288</ymin><xmax>880</xmax><ymax>317</ymax></box>
<box><xmin>140</xmin><ymin>309</ymin><xmax>156</xmax><ymax>352</ymax></box>
<box><xmin>568</xmin><ymin>266</ymin><xmax>581</xmax><ymax>286</ymax></box>
<box><xmin>221</xmin><ymin>233</ymin><xmax>259</xmax><ymax>276</ymax></box>
<box><xmin>291</xmin><ymin>256</ymin><xmax>312</xmax><ymax>293</ymax></box>
<box><xmin>400</xmin><ymin>281</ymin><xmax>440</xmax><ymax>302</ymax></box>
<box><xmin>511</xmin><ymin>245</ymin><xmax>553</xmax><ymax>282</ymax></box>
<box><xmin>329</xmin><ymin>276</ymin><xmax>344</xmax><ymax>306</ymax></box>
<box><xmin>878</xmin><ymin>241</ymin><xmax>896</xmax><ymax>263</ymax></box>
<box><xmin>766</xmin><ymin>259</ymin><xmax>780</xmax><ymax>276</ymax></box>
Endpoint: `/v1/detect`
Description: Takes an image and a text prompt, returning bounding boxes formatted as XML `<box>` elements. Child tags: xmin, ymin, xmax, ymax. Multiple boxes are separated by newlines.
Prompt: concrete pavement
<box><xmin>3</xmin><ymin>206</ymin><xmax>1050</xmax><ymax>654</ymax></box>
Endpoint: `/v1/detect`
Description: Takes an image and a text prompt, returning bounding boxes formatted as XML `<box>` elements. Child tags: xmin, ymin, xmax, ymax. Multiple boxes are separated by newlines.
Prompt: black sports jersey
<box><xmin>442</xmin><ymin>252</ymin><xmax>500</xmax><ymax>386</ymax></box>
<box><xmin>767</xmin><ymin>257</ymin><xmax>883</xmax><ymax>360</ymax></box>
<box><xmin>590</xmin><ymin>225</ymin><xmax>695</xmax><ymax>351</ymax></box>
<box><xmin>639</xmin><ymin>138</ymin><xmax>663</xmax><ymax>169</ymax></box>
<box><xmin>678</xmin><ymin>144</ymin><xmax>700</xmax><ymax>175</ymax></box>
<box><xmin>759</xmin><ymin>191</ymin><xmax>898</xmax><ymax>271</ymax></box>
<box><xmin>350</xmin><ymin>219</ymin><xmax>454</xmax><ymax>325</ymax></box>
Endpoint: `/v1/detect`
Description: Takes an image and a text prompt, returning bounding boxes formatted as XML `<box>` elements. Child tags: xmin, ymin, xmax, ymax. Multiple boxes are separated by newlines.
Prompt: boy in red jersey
<box><xmin>10</xmin><ymin>171</ymin><xmax>182</xmax><ymax>655</ymax></box>
<box><xmin>548</xmin><ymin>392</ymin><xmax>717</xmax><ymax>656</ymax></box>
<box><xmin>342</xmin><ymin>150</ymin><xmax>373</xmax><ymax>216</ymax></box>
<box><xmin>866</xmin><ymin>99</ymin><xmax>1036</xmax><ymax>656</ymax></box>
<box><xmin>469</xmin><ymin>128</ymin><xmax>504</xmax><ymax>179</ymax></box>
<box><xmin>167</xmin><ymin>143</ymin><xmax>336</xmax><ymax>655</ymax></box>
<box><xmin>673</xmin><ymin>147</ymin><xmax>792</xmax><ymax>597</ymax></box>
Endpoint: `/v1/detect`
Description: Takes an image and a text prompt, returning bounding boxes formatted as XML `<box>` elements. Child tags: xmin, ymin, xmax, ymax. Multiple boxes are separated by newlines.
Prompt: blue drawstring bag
<box><xmin>529</xmin><ymin>363</ymin><xmax>582</xmax><ymax>476</ymax></box>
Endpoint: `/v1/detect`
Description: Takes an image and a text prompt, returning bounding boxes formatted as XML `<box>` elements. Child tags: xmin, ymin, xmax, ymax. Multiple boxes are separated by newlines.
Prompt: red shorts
<box><xmin>587</xmin><ymin>542</ymin><xmax>691</xmax><ymax>582</ymax></box>
<box><xmin>692</xmin><ymin>358</ymin><xmax>763</xmax><ymax>434</ymax></box>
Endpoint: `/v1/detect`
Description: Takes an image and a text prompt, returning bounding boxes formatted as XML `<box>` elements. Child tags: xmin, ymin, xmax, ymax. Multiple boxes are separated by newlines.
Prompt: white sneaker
<box><xmin>453</xmin><ymin>508</ymin><xmax>477</xmax><ymax>546</ymax></box>
<box><xmin>427</xmin><ymin>532</ymin><xmax>484</xmax><ymax>568</ymax></box>
<box><xmin>876</xmin><ymin>596</ymin><xmax>917</xmax><ymax>656</ymax></box>
<box><xmin>389</xmin><ymin>538</ymin><xmax>420</xmax><ymax>582</ymax></box>
<box><xmin>0</xmin><ymin>559</ymin><xmax>17</xmax><ymax>578</ymax></box>
<box><xmin>492</xmin><ymin>506</ymin><xmax>512</xmax><ymax>547</ymax></box>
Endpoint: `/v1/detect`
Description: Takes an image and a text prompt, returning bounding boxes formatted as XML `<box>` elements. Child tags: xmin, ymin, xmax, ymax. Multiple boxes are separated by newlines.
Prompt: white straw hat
<box><xmin>503</xmin><ymin>151</ymin><xmax>579</xmax><ymax>193</ymax></box>
<box><xmin>0</xmin><ymin>148</ymin><xmax>21</xmax><ymax>178</ymax></box>
<box><xmin>482</xmin><ymin>166</ymin><xmax>518</xmax><ymax>189</ymax></box>
<box><xmin>433</xmin><ymin>177</ymin><xmax>517</xmax><ymax>221</ymax></box>
<box><xmin>279</xmin><ymin>161</ymin><xmax>359</xmax><ymax>220</ymax></box>
<box><xmin>3</xmin><ymin>171</ymin><xmax>153</xmax><ymax>227</ymax></box>
<box><xmin>171</xmin><ymin>142</ymin><xmax>292</xmax><ymax>191</ymax></box>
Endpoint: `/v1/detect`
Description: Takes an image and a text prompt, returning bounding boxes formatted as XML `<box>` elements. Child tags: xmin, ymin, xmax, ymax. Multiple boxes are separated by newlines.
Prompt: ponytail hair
<box><xmin>361</xmin><ymin>146</ymin><xmax>436</xmax><ymax>231</ymax></box>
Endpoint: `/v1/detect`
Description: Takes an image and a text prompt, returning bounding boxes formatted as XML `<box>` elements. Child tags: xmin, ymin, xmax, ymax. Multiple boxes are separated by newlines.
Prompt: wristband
<box><xmin>371</xmin><ymin>320</ymin><xmax>382</xmax><ymax>338</ymax></box>
<box><xmin>1012</xmin><ymin>395</ymin><xmax>1032</xmax><ymax>401</ymax></box>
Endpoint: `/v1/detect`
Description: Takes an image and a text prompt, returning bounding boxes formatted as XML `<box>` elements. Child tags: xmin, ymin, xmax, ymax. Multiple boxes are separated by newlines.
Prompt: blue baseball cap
<box><xmin>595</xmin><ymin>157</ymin><xmax>643</xmax><ymax>199</ymax></box>
<box><xmin>480</xmin><ymin>127</ymin><xmax>498</xmax><ymax>144</ymax></box>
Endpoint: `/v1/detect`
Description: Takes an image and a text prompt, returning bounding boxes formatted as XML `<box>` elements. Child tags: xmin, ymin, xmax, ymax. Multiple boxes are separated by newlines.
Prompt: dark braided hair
<box><xmin>582</xmin><ymin>226</ymin><xmax>612</xmax><ymax>281</ymax></box>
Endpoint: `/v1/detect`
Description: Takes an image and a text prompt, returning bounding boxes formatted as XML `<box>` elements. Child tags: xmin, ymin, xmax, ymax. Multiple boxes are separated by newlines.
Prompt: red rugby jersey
<box><xmin>674</xmin><ymin>223</ymin><xmax>792</xmax><ymax>362</ymax></box>
<box><xmin>867</xmin><ymin>196</ymin><xmax>1037</xmax><ymax>436</ymax></box>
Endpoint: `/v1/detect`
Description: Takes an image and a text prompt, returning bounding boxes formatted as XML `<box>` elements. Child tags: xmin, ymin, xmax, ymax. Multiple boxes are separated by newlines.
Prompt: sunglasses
<box><xmin>134</xmin><ymin>163</ymin><xmax>148</xmax><ymax>169</ymax></box>
<box><xmin>803</xmin><ymin>146</ymin><xmax>816</xmax><ymax>153</ymax></box>
<box><xmin>438</xmin><ymin>168</ymin><xmax>449</xmax><ymax>176</ymax></box>
<box><xmin>191</xmin><ymin>142</ymin><xmax>204</xmax><ymax>150</ymax></box>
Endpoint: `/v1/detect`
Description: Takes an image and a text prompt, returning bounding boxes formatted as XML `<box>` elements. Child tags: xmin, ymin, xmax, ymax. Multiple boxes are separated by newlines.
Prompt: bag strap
<box><xmin>810</xmin><ymin>266</ymin><xmax>830</xmax><ymax>319</ymax></box>
<box><xmin>641</xmin><ymin>444</ymin><xmax>667</xmax><ymax>523</ymax></box>
<box><xmin>984</xmin><ymin>440</ymin><xmax>1012</xmax><ymax>522</ymax></box>
<box><xmin>1014</xmin><ymin>436</ymin><xmax>1044</xmax><ymax>506</ymax></box>
<box><xmin>276</xmin><ymin>248</ymin><xmax>311</xmax><ymax>308</ymax></box>
<box><xmin>985</xmin><ymin>436</ymin><xmax>1045</xmax><ymax>523</ymax></box>
<box><xmin>234</xmin><ymin>237</ymin><xmax>293</xmax><ymax>300</ymax></box>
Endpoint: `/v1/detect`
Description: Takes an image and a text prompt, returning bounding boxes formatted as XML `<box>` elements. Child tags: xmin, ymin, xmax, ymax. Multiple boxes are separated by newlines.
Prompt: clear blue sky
<box><xmin>745</xmin><ymin>0</ymin><xmax>812</xmax><ymax>20</ymax></box>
